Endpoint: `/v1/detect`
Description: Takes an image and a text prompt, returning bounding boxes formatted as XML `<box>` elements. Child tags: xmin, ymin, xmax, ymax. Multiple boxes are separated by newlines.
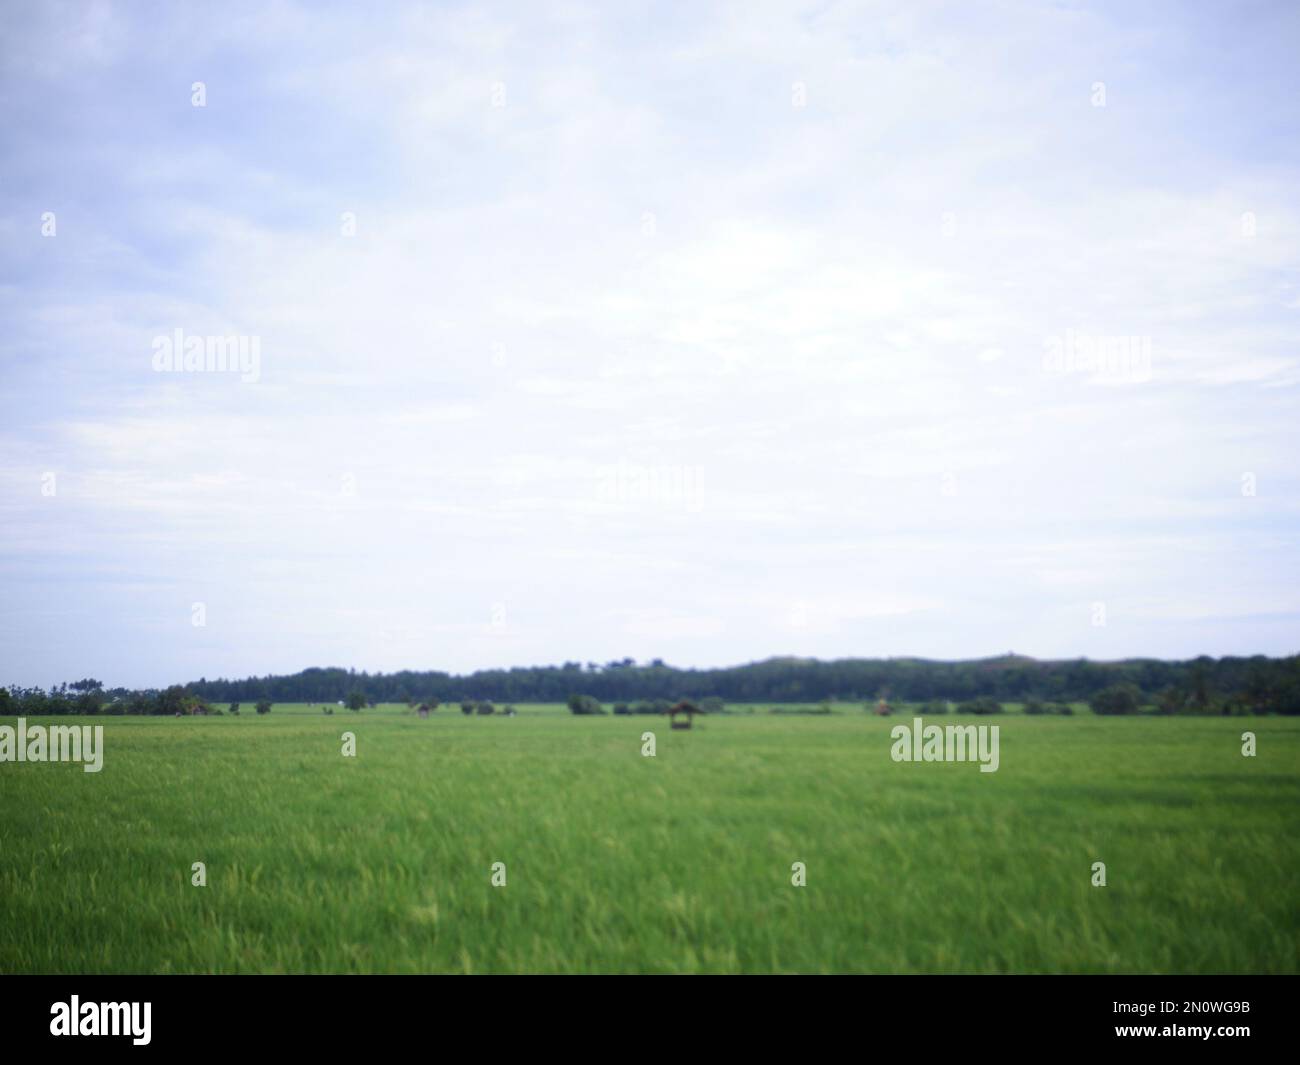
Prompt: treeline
<box><xmin>180</xmin><ymin>653</ymin><xmax>1300</xmax><ymax>712</ymax></box>
<box><xmin>4</xmin><ymin>653</ymin><xmax>1298</xmax><ymax>717</ymax></box>
<box><xmin>0</xmin><ymin>681</ymin><xmax>256</xmax><ymax>717</ymax></box>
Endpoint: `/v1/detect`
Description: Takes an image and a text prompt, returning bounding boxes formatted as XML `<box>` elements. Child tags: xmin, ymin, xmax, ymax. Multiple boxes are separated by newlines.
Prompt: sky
<box><xmin>1</xmin><ymin>0</ymin><xmax>1298</xmax><ymax>689</ymax></box>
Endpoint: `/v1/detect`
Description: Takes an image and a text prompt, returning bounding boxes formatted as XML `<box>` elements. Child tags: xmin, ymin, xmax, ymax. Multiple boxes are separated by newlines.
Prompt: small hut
<box><xmin>875</xmin><ymin>697</ymin><xmax>892</xmax><ymax>716</ymax></box>
<box><xmin>416</xmin><ymin>703</ymin><xmax>431</xmax><ymax>719</ymax></box>
<box><xmin>666</xmin><ymin>699</ymin><xmax>701</xmax><ymax>730</ymax></box>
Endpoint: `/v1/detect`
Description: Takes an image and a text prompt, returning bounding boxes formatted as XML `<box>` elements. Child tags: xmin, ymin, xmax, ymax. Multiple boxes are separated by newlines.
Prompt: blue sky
<box><xmin>2</xmin><ymin>0</ymin><xmax>1298</xmax><ymax>689</ymax></box>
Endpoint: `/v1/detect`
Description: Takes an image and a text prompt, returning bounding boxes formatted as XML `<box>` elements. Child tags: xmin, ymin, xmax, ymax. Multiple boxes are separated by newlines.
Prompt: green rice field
<box><xmin>1</xmin><ymin>706</ymin><xmax>1296</xmax><ymax>973</ymax></box>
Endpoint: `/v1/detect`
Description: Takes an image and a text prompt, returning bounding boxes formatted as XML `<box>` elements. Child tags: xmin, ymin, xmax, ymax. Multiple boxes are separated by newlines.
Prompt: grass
<box><xmin>1</xmin><ymin>709</ymin><xmax>1297</xmax><ymax>973</ymax></box>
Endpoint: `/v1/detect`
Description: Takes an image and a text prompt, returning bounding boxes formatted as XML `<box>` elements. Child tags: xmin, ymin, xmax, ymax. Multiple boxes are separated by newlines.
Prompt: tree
<box><xmin>1155</xmin><ymin>687</ymin><xmax>1184</xmax><ymax>715</ymax></box>
<box><xmin>1189</xmin><ymin>658</ymin><xmax>1212</xmax><ymax>710</ymax></box>
<box><xmin>73</xmin><ymin>688</ymin><xmax>104</xmax><ymax>714</ymax></box>
<box><xmin>700</xmin><ymin>696</ymin><xmax>725</xmax><ymax>714</ymax></box>
<box><xmin>1242</xmin><ymin>663</ymin><xmax>1276</xmax><ymax>713</ymax></box>
<box><xmin>1090</xmin><ymin>684</ymin><xmax>1142</xmax><ymax>716</ymax></box>
<box><xmin>181</xmin><ymin>693</ymin><xmax>210</xmax><ymax>715</ymax></box>
<box><xmin>126</xmin><ymin>690</ymin><xmax>154</xmax><ymax>715</ymax></box>
<box><xmin>346</xmin><ymin>690</ymin><xmax>366</xmax><ymax>712</ymax></box>
<box><xmin>957</xmin><ymin>697</ymin><xmax>1003</xmax><ymax>715</ymax></box>
<box><xmin>476</xmin><ymin>700</ymin><xmax>495</xmax><ymax>715</ymax></box>
<box><xmin>228</xmin><ymin>702</ymin><xmax>240</xmax><ymax>715</ymax></box>
<box><xmin>461</xmin><ymin>701</ymin><xmax>475</xmax><ymax>715</ymax></box>
<box><xmin>567</xmin><ymin>693</ymin><xmax>604</xmax><ymax>715</ymax></box>
<box><xmin>158</xmin><ymin>685</ymin><xmax>188</xmax><ymax>716</ymax></box>
<box><xmin>1278</xmin><ymin>675</ymin><xmax>1300</xmax><ymax>716</ymax></box>
<box><xmin>256</xmin><ymin>701</ymin><xmax>272</xmax><ymax>715</ymax></box>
